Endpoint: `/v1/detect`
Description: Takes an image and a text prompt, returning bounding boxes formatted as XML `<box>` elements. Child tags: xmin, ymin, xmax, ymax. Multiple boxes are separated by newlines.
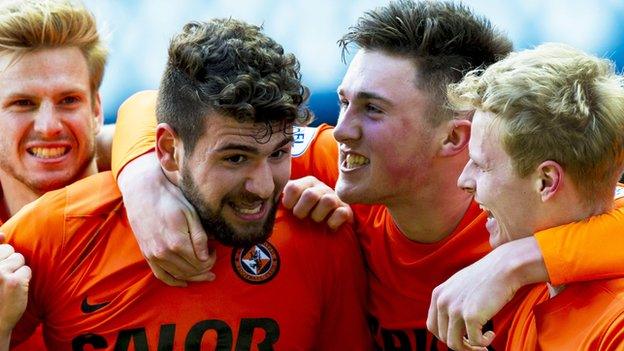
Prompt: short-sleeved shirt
<box><xmin>506</xmin><ymin>278</ymin><xmax>624</xmax><ymax>350</ymax></box>
<box><xmin>112</xmin><ymin>90</ymin><xmax>624</xmax><ymax>350</ymax></box>
<box><xmin>6</xmin><ymin>172</ymin><xmax>371</xmax><ymax>350</ymax></box>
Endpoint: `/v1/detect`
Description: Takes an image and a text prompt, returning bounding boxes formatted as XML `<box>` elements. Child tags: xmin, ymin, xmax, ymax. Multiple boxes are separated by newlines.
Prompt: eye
<box><xmin>60</xmin><ymin>96</ymin><xmax>80</xmax><ymax>105</ymax></box>
<box><xmin>225</xmin><ymin>155</ymin><xmax>247</xmax><ymax>164</ymax></box>
<box><xmin>338</xmin><ymin>98</ymin><xmax>349</xmax><ymax>110</ymax></box>
<box><xmin>13</xmin><ymin>99</ymin><xmax>35</xmax><ymax>107</ymax></box>
<box><xmin>365</xmin><ymin>104</ymin><xmax>383</xmax><ymax>114</ymax></box>
<box><xmin>270</xmin><ymin>149</ymin><xmax>288</xmax><ymax>159</ymax></box>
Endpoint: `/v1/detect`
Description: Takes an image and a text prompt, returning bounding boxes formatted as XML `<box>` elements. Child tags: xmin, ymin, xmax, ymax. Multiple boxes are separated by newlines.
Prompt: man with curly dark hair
<box><xmin>0</xmin><ymin>18</ymin><xmax>371</xmax><ymax>350</ymax></box>
<box><xmin>99</xmin><ymin>1</ymin><xmax>624</xmax><ymax>350</ymax></box>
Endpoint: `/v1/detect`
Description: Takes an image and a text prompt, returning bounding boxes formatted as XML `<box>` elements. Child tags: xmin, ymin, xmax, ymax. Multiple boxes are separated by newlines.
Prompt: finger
<box><xmin>0</xmin><ymin>252</ymin><xmax>25</xmax><ymax>273</ymax></box>
<box><xmin>462</xmin><ymin>336</ymin><xmax>489</xmax><ymax>351</ymax></box>
<box><xmin>326</xmin><ymin>207</ymin><xmax>353</xmax><ymax>230</ymax></box>
<box><xmin>309</xmin><ymin>195</ymin><xmax>338</xmax><ymax>223</ymax></box>
<box><xmin>186</xmin><ymin>211</ymin><xmax>210</xmax><ymax>262</ymax></box>
<box><xmin>292</xmin><ymin>188</ymin><xmax>323</xmax><ymax>219</ymax></box>
<box><xmin>0</xmin><ymin>244</ymin><xmax>15</xmax><ymax>260</ymax></box>
<box><xmin>437</xmin><ymin>308</ymin><xmax>450</xmax><ymax>343</ymax></box>
<box><xmin>465</xmin><ymin>320</ymin><xmax>494</xmax><ymax>348</ymax></box>
<box><xmin>154</xmin><ymin>253</ymin><xmax>211</xmax><ymax>280</ymax></box>
<box><xmin>281</xmin><ymin>181</ymin><xmax>304</xmax><ymax>209</ymax></box>
<box><xmin>147</xmin><ymin>261</ymin><xmax>187</xmax><ymax>287</ymax></box>
<box><xmin>426</xmin><ymin>298</ymin><xmax>440</xmax><ymax>339</ymax></box>
<box><xmin>185</xmin><ymin>271</ymin><xmax>216</xmax><ymax>282</ymax></box>
<box><xmin>12</xmin><ymin>265</ymin><xmax>32</xmax><ymax>282</ymax></box>
<box><xmin>446</xmin><ymin>316</ymin><xmax>465</xmax><ymax>351</ymax></box>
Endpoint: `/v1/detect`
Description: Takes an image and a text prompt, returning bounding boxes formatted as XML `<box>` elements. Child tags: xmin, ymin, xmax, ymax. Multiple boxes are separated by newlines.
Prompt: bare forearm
<box><xmin>500</xmin><ymin>236</ymin><xmax>550</xmax><ymax>289</ymax></box>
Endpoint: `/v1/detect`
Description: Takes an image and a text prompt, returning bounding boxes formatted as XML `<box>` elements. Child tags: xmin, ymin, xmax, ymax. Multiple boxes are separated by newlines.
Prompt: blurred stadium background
<box><xmin>83</xmin><ymin>0</ymin><xmax>624</xmax><ymax>125</ymax></box>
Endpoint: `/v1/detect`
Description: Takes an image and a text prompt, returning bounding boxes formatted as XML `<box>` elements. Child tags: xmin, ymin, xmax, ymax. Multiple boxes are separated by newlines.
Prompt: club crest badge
<box><xmin>232</xmin><ymin>241</ymin><xmax>280</xmax><ymax>284</ymax></box>
<box><xmin>291</xmin><ymin>126</ymin><xmax>317</xmax><ymax>157</ymax></box>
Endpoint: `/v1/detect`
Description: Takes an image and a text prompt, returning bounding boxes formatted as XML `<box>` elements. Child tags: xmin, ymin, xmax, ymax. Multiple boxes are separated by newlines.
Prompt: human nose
<box><xmin>458</xmin><ymin>160</ymin><xmax>476</xmax><ymax>194</ymax></box>
<box><xmin>33</xmin><ymin>102</ymin><xmax>63</xmax><ymax>138</ymax></box>
<box><xmin>333</xmin><ymin>106</ymin><xmax>361</xmax><ymax>143</ymax></box>
<box><xmin>244</xmin><ymin>161</ymin><xmax>275</xmax><ymax>200</ymax></box>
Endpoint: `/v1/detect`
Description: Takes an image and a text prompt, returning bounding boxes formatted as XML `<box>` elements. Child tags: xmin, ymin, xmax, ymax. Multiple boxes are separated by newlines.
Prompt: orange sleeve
<box><xmin>290</xmin><ymin>124</ymin><xmax>339</xmax><ymax>187</ymax></box>
<box><xmin>535</xmin><ymin>202</ymin><xmax>624</xmax><ymax>286</ymax></box>
<box><xmin>110</xmin><ymin>90</ymin><xmax>158</xmax><ymax>180</ymax></box>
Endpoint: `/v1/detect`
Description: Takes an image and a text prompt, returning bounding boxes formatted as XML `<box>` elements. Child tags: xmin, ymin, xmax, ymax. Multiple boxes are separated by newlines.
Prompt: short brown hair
<box><xmin>156</xmin><ymin>18</ymin><xmax>312</xmax><ymax>153</ymax></box>
<box><xmin>0</xmin><ymin>0</ymin><xmax>108</xmax><ymax>93</ymax></box>
<box><xmin>339</xmin><ymin>0</ymin><xmax>512</xmax><ymax>125</ymax></box>
<box><xmin>449</xmin><ymin>43</ymin><xmax>624</xmax><ymax>206</ymax></box>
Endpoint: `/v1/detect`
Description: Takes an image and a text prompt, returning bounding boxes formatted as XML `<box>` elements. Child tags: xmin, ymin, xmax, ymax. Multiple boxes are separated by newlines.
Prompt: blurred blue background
<box><xmin>83</xmin><ymin>0</ymin><xmax>624</xmax><ymax>126</ymax></box>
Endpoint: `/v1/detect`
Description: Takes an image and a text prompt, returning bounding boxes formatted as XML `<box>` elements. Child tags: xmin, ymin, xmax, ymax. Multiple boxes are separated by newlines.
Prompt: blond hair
<box><xmin>449</xmin><ymin>43</ymin><xmax>624</xmax><ymax>206</ymax></box>
<box><xmin>0</xmin><ymin>0</ymin><xmax>107</xmax><ymax>93</ymax></box>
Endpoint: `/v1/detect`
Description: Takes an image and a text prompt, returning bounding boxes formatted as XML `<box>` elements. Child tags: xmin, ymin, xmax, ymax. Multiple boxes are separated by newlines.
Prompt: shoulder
<box><xmin>3</xmin><ymin>171</ymin><xmax>121</xmax><ymax>252</ymax></box>
<box><xmin>273</xmin><ymin>206</ymin><xmax>358</xmax><ymax>250</ymax></box>
<box><xmin>291</xmin><ymin>123</ymin><xmax>336</xmax><ymax>158</ymax></box>
<box><xmin>63</xmin><ymin>171</ymin><xmax>122</xmax><ymax>217</ymax></box>
<box><xmin>118</xmin><ymin>89</ymin><xmax>158</xmax><ymax>114</ymax></box>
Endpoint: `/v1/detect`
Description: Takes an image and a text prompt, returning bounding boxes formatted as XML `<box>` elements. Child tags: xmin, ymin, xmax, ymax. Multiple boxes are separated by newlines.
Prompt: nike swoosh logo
<box><xmin>81</xmin><ymin>296</ymin><xmax>110</xmax><ymax>314</ymax></box>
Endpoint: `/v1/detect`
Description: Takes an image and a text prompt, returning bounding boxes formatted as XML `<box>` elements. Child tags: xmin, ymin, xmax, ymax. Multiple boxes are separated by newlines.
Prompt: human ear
<box><xmin>536</xmin><ymin>160</ymin><xmax>564</xmax><ymax>202</ymax></box>
<box><xmin>439</xmin><ymin>119</ymin><xmax>471</xmax><ymax>157</ymax></box>
<box><xmin>156</xmin><ymin>123</ymin><xmax>182</xmax><ymax>176</ymax></box>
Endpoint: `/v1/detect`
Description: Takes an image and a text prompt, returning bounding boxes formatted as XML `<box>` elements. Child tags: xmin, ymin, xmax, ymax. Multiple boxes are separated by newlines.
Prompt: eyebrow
<box><xmin>337</xmin><ymin>89</ymin><xmax>393</xmax><ymax>105</ymax></box>
<box><xmin>4</xmin><ymin>88</ymin><xmax>88</xmax><ymax>100</ymax></box>
<box><xmin>215</xmin><ymin>135</ymin><xmax>294</xmax><ymax>154</ymax></box>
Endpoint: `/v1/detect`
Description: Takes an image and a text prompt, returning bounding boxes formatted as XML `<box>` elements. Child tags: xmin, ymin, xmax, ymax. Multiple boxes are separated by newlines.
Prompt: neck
<box><xmin>0</xmin><ymin>175</ymin><xmax>41</xmax><ymax>221</ymax></box>
<box><xmin>0</xmin><ymin>160</ymin><xmax>98</xmax><ymax>221</ymax></box>
<box><xmin>385</xmin><ymin>159</ymin><xmax>474</xmax><ymax>243</ymax></box>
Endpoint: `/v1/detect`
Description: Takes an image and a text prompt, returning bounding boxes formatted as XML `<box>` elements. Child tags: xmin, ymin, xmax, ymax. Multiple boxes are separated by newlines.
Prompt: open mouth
<box><xmin>27</xmin><ymin>146</ymin><xmax>70</xmax><ymax>159</ymax></box>
<box><xmin>230</xmin><ymin>201</ymin><xmax>268</xmax><ymax>220</ymax></box>
<box><xmin>343</xmin><ymin>153</ymin><xmax>370</xmax><ymax>170</ymax></box>
<box><xmin>232</xmin><ymin>202</ymin><xmax>263</xmax><ymax>215</ymax></box>
<box><xmin>478</xmin><ymin>204</ymin><xmax>494</xmax><ymax>218</ymax></box>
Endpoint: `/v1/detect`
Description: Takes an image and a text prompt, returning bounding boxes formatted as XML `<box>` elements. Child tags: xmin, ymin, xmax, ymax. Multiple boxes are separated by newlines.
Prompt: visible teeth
<box><xmin>345</xmin><ymin>154</ymin><xmax>369</xmax><ymax>169</ymax></box>
<box><xmin>235</xmin><ymin>204</ymin><xmax>262</xmax><ymax>214</ymax></box>
<box><xmin>28</xmin><ymin>147</ymin><xmax>68</xmax><ymax>159</ymax></box>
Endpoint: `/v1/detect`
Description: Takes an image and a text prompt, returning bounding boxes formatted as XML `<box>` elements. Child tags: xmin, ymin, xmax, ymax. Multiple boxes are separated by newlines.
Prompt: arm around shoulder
<box><xmin>535</xmin><ymin>206</ymin><xmax>624</xmax><ymax>285</ymax></box>
<box><xmin>111</xmin><ymin>90</ymin><xmax>159</xmax><ymax>180</ymax></box>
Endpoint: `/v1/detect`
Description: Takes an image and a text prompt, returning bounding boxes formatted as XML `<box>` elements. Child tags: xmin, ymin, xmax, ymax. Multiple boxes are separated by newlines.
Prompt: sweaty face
<box><xmin>178</xmin><ymin>116</ymin><xmax>292</xmax><ymax>247</ymax></box>
<box><xmin>457</xmin><ymin>110</ymin><xmax>538</xmax><ymax>248</ymax></box>
<box><xmin>0</xmin><ymin>47</ymin><xmax>101</xmax><ymax>194</ymax></box>
<box><xmin>334</xmin><ymin>49</ymin><xmax>439</xmax><ymax>206</ymax></box>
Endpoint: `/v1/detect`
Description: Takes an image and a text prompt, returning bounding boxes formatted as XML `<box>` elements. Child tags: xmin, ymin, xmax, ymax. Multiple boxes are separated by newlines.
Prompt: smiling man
<box><xmin>103</xmin><ymin>1</ymin><xmax>624</xmax><ymax>350</ymax></box>
<box><xmin>0</xmin><ymin>18</ymin><xmax>369</xmax><ymax>350</ymax></box>
<box><xmin>452</xmin><ymin>43</ymin><xmax>624</xmax><ymax>350</ymax></box>
<box><xmin>0</xmin><ymin>0</ymin><xmax>105</xmax><ymax>222</ymax></box>
<box><xmin>0</xmin><ymin>1</ymin><xmax>107</xmax><ymax>349</ymax></box>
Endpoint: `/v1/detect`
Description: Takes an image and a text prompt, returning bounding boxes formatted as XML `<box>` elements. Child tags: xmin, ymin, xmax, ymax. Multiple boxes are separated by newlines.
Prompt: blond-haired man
<box><xmin>0</xmin><ymin>0</ymin><xmax>108</xmax><ymax>349</ymax></box>
<box><xmin>453</xmin><ymin>43</ymin><xmax>624</xmax><ymax>350</ymax></box>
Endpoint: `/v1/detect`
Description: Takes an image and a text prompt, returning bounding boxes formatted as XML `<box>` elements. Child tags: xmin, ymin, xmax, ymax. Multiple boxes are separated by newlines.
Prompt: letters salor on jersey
<box><xmin>5</xmin><ymin>172</ymin><xmax>371</xmax><ymax>350</ymax></box>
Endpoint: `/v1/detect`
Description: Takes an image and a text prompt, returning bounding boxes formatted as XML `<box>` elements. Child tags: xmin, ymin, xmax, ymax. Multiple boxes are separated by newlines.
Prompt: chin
<box><xmin>335</xmin><ymin>187</ymin><xmax>361</xmax><ymax>205</ymax></box>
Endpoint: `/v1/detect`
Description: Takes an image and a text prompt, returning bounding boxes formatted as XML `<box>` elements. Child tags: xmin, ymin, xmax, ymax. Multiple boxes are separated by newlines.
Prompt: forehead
<box><xmin>470</xmin><ymin>110</ymin><xmax>506</xmax><ymax>159</ymax></box>
<box><xmin>0</xmin><ymin>47</ymin><xmax>91</xmax><ymax>97</ymax></box>
<box><xmin>339</xmin><ymin>49</ymin><xmax>430</xmax><ymax>102</ymax></box>
<box><xmin>202</xmin><ymin>114</ymin><xmax>292</xmax><ymax>149</ymax></box>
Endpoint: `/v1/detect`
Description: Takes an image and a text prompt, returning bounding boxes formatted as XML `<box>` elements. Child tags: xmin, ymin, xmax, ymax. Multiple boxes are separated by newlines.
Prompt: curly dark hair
<box><xmin>157</xmin><ymin>18</ymin><xmax>312</xmax><ymax>152</ymax></box>
<box><xmin>339</xmin><ymin>0</ymin><xmax>512</xmax><ymax>125</ymax></box>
